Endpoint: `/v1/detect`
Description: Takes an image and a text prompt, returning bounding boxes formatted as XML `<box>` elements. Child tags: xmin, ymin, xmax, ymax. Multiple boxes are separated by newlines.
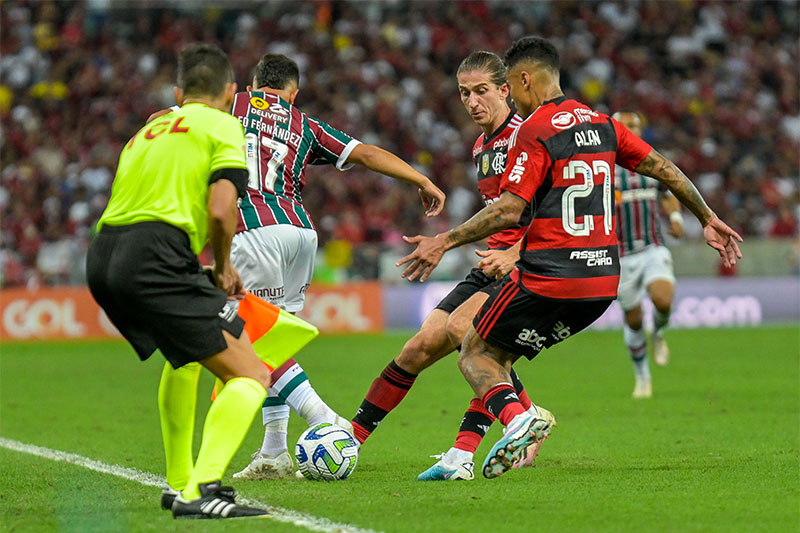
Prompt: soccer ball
<box><xmin>295</xmin><ymin>423</ymin><xmax>359</xmax><ymax>481</ymax></box>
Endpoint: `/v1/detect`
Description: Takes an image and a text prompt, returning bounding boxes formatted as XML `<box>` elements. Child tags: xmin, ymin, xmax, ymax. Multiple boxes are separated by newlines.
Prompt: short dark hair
<box><xmin>504</xmin><ymin>36</ymin><xmax>560</xmax><ymax>74</ymax></box>
<box><xmin>253</xmin><ymin>54</ymin><xmax>300</xmax><ymax>91</ymax></box>
<box><xmin>457</xmin><ymin>51</ymin><xmax>507</xmax><ymax>88</ymax></box>
<box><xmin>177</xmin><ymin>43</ymin><xmax>234</xmax><ymax>97</ymax></box>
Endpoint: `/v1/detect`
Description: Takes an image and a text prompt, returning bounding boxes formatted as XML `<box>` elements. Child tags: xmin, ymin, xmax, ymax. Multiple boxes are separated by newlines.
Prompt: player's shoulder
<box><xmin>526</xmin><ymin>98</ymin><xmax>611</xmax><ymax>134</ymax></box>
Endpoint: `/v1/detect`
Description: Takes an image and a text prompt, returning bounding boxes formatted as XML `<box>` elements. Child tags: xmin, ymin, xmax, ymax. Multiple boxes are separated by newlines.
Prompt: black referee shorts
<box><xmin>435</xmin><ymin>267</ymin><xmax>500</xmax><ymax>314</ymax></box>
<box><xmin>473</xmin><ymin>276</ymin><xmax>612</xmax><ymax>360</ymax></box>
<box><xmin>86</xmin><ymin>222</ymin><xmax>245</xmax><ymax>369</ymax></box>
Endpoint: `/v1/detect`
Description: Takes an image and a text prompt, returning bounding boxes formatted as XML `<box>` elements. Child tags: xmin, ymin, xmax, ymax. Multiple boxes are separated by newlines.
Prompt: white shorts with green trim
<box><xmin>232</xmin><ymin>224</ymin><xmax>317</xmax><ymax>313</ymax></box>
<box><xmin>617</xmin><ymin>245</ymin><xmax>675</xmax><ymax>311</ymax></box>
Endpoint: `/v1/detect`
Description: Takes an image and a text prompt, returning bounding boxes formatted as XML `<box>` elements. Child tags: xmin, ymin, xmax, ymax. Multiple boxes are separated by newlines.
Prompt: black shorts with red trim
<box><xmin>435</xmin><ymin>267</ymin><xmax>500</xmax><ymax>314</ymax></box>
<box><xmin>473</xmin><ymin>276</ymin><xmax>612</xmax><ymax>360</ymax></box>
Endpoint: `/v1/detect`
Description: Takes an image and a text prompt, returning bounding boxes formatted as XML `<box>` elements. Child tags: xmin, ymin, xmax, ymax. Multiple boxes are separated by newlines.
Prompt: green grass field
<box><xmin>1</xmin><ymin>326</ymin><xmax>798</xmax><ymax>532</ymax></box>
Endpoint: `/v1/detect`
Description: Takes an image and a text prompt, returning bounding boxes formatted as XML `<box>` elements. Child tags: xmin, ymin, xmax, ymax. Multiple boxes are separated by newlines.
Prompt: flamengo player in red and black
<box><xmin>398</xmin><ymin>36</ymin><xmax>742</xmax><ymax>479</ymax></box>
<box><xmin>351</xmin><ymin>52</ymin><xmax>550</xmax><ymax>481</ymax></box>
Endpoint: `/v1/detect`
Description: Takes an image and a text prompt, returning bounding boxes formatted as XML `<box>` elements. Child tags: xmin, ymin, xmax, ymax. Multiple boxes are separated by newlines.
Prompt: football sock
<box><xmin>454</xmin><ymin>398</ymin><xmax>495</xmax><ymax>453</ymax></box>
<box><xmin>158</xmin><ymin>361</ymin><xmax>202</xmax><ymax>491</ymax></box>
<box><xmin>510</xmin><ymin>368</ymin><xmax>532</xmax><ymax>410</ymax></box>
<box><xmin>482</xmin><ymin>383</ymin><xmax>526</xmax><ymax>427</ymax></box>
<box><xmin>351</xmin><ymin>360</ymin><xmax>417</xmax><ymax>444</ymax></box>
<box><xmin>653</xmin><ymin>308</ymin><xmax>671</xmax><ymax>337</ymax></box>
<box><xmin>183</xmin><ymin>377</ymin><xmax>266</xmax><ymax>500</ymax></box>
<box><xmin>271</xmin><ymin>359</ymin><xmax>337</xmax><ymax>427</ymax></box>
<box><xmin>260</xmin><ymin>390</ymin><xmax>290</xmax><ymax>455</ymax></box>
<box><xmin>624</xmin><ymin>323</ymin><xmax>650</xmax><ymax>379</ymax></box>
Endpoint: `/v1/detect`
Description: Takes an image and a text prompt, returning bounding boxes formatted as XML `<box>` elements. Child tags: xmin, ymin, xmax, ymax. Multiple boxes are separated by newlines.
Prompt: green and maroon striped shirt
<box><xmin>614</xmin><ymin>166</ymin><xmax>665</xmax><ymax>256</ymax></box>
<box><xmin>232</xmin><ymin>91</ymin><xmax>360</xmax><ymax>232</ymax></box>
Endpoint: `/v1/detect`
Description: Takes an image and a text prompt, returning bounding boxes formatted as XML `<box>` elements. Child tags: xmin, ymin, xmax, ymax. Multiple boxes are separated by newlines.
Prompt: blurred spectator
<box><xmin>0</xmin><ymin>0</ymin><xmax>797</xmax><ymax>287</ymax></box>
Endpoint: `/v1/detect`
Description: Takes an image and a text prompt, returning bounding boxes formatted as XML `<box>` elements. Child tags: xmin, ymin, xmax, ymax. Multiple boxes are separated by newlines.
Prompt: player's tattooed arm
<box><xmin>635</xmin><ymin>149</ymin><xmax>712</xmax><ymax>225</ymax></box>
<box><xmin>636</xmin><ymin>149</ymin><xmax>743</xmax><ymax>267</ymax></box>
<box><xmin>397</xmin><ymin>192</ymin><xmax>526</xmax><ymax>282</ymax></box>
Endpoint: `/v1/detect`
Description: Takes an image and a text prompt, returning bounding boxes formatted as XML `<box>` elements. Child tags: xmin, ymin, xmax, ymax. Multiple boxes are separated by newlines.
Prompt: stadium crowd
<box><xmin>1</xmin><ymin>0</ymin><xmax>798</xmax><ymax>287</ymax></box>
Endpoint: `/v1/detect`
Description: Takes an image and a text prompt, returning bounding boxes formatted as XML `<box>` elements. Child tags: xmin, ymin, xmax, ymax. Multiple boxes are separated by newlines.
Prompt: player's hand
<box><xmin>476</xmin><ymin>248</ymin><xmax>519</xmax><ymax>279</ymax></box>
<box><xmin>418</xmin><ymin>181</ymin><xmax>446</xmax><ymax>217</ymax></box>
<box><xmin>213</xmin><ymin>261</ymin><xmax>245</xmax><ymax>297</ymax></box>
<box><xmin>668</xmin><ymin>220</ymin><xmax>683</xmax><ymax>238</ymax></box>
<box><xmin>396</xmin><ymin>234</ymin><xmax>448</xmax><ymax>282</ymax></box>
<box><xmin>703</xmin><ymin>215</ymin><xmax>743</xmax><ymax>269</ymax></box>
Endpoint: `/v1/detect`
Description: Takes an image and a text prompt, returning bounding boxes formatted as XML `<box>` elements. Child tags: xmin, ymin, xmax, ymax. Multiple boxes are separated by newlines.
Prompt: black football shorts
<box><xmin>473</xmin><ymin>276</ymin><xmax>612</xmax><ymax>360</ymax></box>
<box><xmin>435</xmin><ymin>267</ymin><xmax>501</xmax><ymax>314</ymax></box>
<box><xmin>86</xmin><ymin>222</ymin><xmax>244</xmax><ymax>368</ymax></box>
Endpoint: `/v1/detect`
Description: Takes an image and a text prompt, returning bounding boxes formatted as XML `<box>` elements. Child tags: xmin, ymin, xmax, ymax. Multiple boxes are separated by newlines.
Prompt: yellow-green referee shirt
<box><xmin>98</xmin><ymin>103</ymin><xmax>247</xmax><ymax>254</ymax></box>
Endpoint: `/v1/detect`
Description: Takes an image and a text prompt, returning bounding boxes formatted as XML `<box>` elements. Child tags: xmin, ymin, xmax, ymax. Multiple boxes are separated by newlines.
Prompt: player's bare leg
<box><xmin>458</xmin><ymin>328</ymin><xmax>554</xmax><ymax>478</ymax></box>
<box><xmin>648</xmin><ymin>279</ymin><xmax>674</xmax><ymax>366</ymax></box>
<box><xmin>624</xmin><ymin>305</ymin><xmax>652</xmax><ymax>398</ymax></box>
<box><xmin>168</xmin><ymin>330</ymin><xmax>270</xmax><ymax>518</ymax></box>
<box><xmin>352</xmin><ymin>309</ymin><xmax>457</xmax><ymax>443</ymax></box>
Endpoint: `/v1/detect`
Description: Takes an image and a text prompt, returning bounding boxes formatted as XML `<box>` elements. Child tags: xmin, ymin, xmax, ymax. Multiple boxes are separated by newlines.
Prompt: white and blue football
<box><xmin>295</xmin><ymin>423</ymin><xmax>359</xmax><ymax>481</ymax></box>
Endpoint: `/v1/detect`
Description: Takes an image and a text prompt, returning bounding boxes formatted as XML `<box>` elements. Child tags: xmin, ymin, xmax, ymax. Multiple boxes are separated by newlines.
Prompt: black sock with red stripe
<box><xmin>454</xmin><ymin>398</ymin><xmax>495</xmax><ymax>453</ymax></box>
<box><xmin>482</xmin><ymin>383</ymin><xmax>526</xmax><ymax>427</ymax></box>
<box><xmin>510</xmin><ymin>368</ymin><xmax>532</xmax><ymax>411</ymax></box>
<box><xmin>351</xmin><ymin>360</ymin><xmax>417</xmax><ymax>444</ymax></box>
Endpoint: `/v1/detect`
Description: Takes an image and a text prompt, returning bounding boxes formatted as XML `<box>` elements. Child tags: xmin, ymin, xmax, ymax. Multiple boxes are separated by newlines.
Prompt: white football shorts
<box><xmin>617</xmin><ymin>245</ymin><xmax>675</xmax><ymax>311</ymax></box>
<box><xmin>231</xmin><ymin>225</ymin><xmax>317</xmax><ymax>313</ymax></box>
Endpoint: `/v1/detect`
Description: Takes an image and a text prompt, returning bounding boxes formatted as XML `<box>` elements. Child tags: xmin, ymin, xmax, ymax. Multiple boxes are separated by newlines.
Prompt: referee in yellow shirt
<box><xmin>87</xmin><ymin>43</ymin><xmax>269</xmax><ymax>519</ymax></box>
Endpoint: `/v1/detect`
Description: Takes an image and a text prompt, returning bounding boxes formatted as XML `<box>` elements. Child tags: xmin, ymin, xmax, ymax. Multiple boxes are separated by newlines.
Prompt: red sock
<box><xmin>454</xmin><ymin>398</ymin><xmax>495</xmax><ymax>453</ymax></box>
<box><xmin>517</xmin><ymin>388</ymin><xmax>532</xmax><ymax>411</ymax></box>
<box><xmin>351</xmin><ymin>361</ymin><xmax>416</xmax><ymax>444</ymax></box>
<box><xmin>482</xmin><ymin>383</ymin><xmax>526</xmax><ymax>427</ymax></box>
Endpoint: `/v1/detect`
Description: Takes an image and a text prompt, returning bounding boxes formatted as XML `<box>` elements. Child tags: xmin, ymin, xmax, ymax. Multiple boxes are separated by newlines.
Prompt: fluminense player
<box><xmin>87</xmin><ymin>44</ymin><xmax>269</xmax><ymax>518</ymax></box>
<box><xmin>230</xmin><ymin>54</ymin><xmax>446</xmax><ymax>480</ymax></box>
<box><xmin>613</xmin><ymin>110</ymin><xmax>683</xmax><ymax>399</ymax></box>
<box><xmin>350</xmin><ymin>51</ymin><xmax>553</xmax><ymax>482</ymax></box>
<box><xmin>398</xmin><ymin>36</ymin><xmax>742</xmax><ymax>479</ymax></box>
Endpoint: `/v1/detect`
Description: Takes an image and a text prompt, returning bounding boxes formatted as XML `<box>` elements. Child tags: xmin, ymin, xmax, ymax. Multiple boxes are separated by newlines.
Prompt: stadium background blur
<box><xmin>1</xmin><ymin>0</ymin><xmax>798</xmax><ymax>289</ymax></box>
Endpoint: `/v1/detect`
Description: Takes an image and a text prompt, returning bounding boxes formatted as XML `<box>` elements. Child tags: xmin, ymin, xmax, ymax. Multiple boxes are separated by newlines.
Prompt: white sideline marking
<box><xmin>0</xmin><ymin>437</ymin><xmax>379</xmax><ymax>533</ymax></box>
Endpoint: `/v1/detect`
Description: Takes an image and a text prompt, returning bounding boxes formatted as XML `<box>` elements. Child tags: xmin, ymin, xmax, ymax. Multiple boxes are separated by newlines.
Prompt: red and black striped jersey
<box><xmin>614</xmin><ymin>166</ymin><xmax>666</xmax><ymax>256</ymax></box>
<box><xmin>471</xmin><ymin>111</ymin><xmax>528</xmax><ymax>249</ymax></box>
<box><xmin>231</xmin><ymin>91</ymin><xmax>361</xmax><ymax>233</ymax></box>
<box><xmin>500</xmin><ymin>97</ymin><xmax>653</xmax><ymax>301</ymax></box>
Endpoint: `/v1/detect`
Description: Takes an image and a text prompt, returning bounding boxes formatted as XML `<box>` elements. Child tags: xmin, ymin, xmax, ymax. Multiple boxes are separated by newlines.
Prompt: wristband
<box><xmin>669</xmin><ymin>211</ymin><xmax>684</xmax><ymax>225</ymax></box>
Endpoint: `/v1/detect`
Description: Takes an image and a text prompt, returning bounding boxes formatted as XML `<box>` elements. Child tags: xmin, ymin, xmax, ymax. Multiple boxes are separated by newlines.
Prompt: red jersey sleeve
<box><xmin>612</xmin><ymin>118</ymin><xmax>653</xmax><ymax>171</ymax></box>
<box><xmin>499</xmin><ymin>123</ymin><xmax>551</xmax><ymax>202</ymax></box>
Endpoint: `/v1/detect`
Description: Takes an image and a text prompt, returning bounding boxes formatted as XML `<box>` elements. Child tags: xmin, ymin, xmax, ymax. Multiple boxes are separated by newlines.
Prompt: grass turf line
<box><xmin>1</xmin><ymin>327</ymin><xmax>798</xmax><ymax>532</ymax></box>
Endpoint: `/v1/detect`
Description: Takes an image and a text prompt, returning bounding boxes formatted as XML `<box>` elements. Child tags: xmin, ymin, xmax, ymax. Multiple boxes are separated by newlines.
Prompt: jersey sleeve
<box><xmin>612</xmin><ymin>118</ymin><xmax>653</xmax><ymax>171</ymax></box>
<box><xmin>499</xmin><ymin>123</ymin><xmax>551</xmax><ymax>202</ymax></box>
<box><xmin>307</xmin><ymin>117</ymin><xmax>361</xmax><ymax>170</ymax></box>
<box><xmin>209</xmin><ymin>114</ymin><xmax>247</xmax><ymax>173</ymax></box>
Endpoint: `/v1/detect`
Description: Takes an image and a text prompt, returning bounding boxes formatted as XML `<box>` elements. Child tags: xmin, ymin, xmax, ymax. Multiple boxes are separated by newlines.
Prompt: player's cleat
<box><xmin>632</xmin><ymin>376</ymin><xmax>653</xmax><ymax>399</ymax></box>
<box><xmin>233</xmin><ymin>450</ymin><xmax>293</xmax><ymax>480</ymax></box>
<box><xmin>334</xmin><ymin>414</ymin><xmax>355</xmax><ymax>437</ymax></box>
<box><xmin>171</xmin><ymin>481</ymin><xmax>269</xmax><ymax>519</ymax></box>
<box><xmin>161</xmin><ymin>485</ymin><xmax>179</xmax><ymax>510</ymax></box>
<box><xmin>653</xmin><ymin>334</ymin><xmax>670</xmax><ymax>366</ymax></box>
<box><xmin>482</xmin><ymin>414</ymin><xmax>553</xmax><ymax>479</ymax></box>
<box><xmin>417</xmin><ymin>453</ymin><xmax>475</xmax><ymax>481</ymax></box>
<box><xmin>511</xmin><ymin>405</ymin><xmax>557</xmax><ymax>469</ymax></box>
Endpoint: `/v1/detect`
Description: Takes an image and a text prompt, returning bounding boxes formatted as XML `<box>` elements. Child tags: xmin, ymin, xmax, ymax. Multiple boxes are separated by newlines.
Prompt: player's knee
<box><xmin>444</xmin><ymin>314</ymin><xmax>469</xmax><ymax>347</ymax></box>
<box><xmin>651</xmin><ymin>294</ymin><xmax>672</xmax><ymax>314</ymax></box>
<box><xmin>625</xmin><ymin>309</ymin><xmax>644</xmax><ymax>330</ymax></box>
<box><xmin>397</xmin><ymin>333</ymin><xmax>436</xmax><ymax>372</ymax></box>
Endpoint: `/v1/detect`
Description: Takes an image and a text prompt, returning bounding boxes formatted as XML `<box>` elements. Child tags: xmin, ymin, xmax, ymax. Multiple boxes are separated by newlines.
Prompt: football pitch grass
<box><xmin>1</xmin><ymin>326</ymin><xmax>798</xmax><ymax>532</ymax></box>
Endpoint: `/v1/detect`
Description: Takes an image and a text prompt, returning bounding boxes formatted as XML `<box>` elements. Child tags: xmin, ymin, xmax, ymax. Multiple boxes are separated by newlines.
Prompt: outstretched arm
<box><xmin>635</xmin><ymin>149</ymin><xmax>742</xmax><ymax>266</ymax></box>
<box><xmin>347</xmin><ymin>144</ymin><xmax>445</xmax><ymax>216</ymax></box>
<box><xmin>397</xmin><ymin>191</ymin><xmax>527</xmax><ymax>282</ymax></box>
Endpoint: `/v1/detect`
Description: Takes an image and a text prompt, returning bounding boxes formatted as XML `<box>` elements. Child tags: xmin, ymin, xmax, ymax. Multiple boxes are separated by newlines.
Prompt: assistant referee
<box><xmin>87</xmin><ymin>43</ymin><xmax>270</xmax><ymax>519</ymax></box>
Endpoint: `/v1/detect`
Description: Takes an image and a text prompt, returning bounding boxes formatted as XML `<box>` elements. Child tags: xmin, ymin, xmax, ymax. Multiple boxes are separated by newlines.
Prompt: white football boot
<box><xmin>511</xmin><ymin>405</ymin><xmax>557</xmax><ymax>468</ymax></box>
<box><xmin>417</xmin><ymin>452</ymin><xmax>475</xmax><ymax>481</ymax></box>
<box><xmin>632</xmin><ymin>376</ymin><xmax>653</xmax><ymax>399</ymax></box>
<box><xmin>653</xmin><ymin>334</ymin><xmax>670</xmax><ymax>366</ymax></box>
<box><xmin>233</xmin><ymin>450</ymin><xmax>293</xmax><ymax>480</ymax></box>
